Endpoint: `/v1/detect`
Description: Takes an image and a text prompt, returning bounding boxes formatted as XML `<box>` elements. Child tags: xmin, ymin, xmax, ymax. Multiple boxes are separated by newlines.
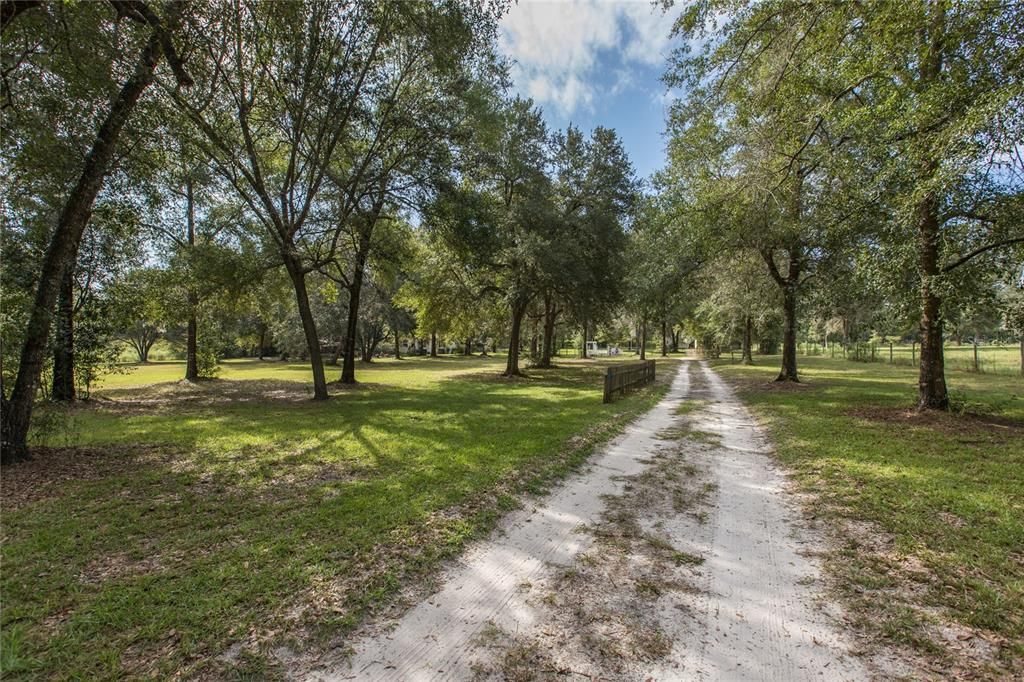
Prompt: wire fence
<box><xmin>794</xmin><ymin>341</ymin><xmax>1023</xmax><ymax>376</ymax></box>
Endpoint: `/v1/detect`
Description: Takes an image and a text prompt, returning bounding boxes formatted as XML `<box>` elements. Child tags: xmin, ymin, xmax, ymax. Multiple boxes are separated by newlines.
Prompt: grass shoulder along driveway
<box><xmin>713</xmin><ymin>355</ymin><xmax>1023</xmax><ymax>680</ymax></box>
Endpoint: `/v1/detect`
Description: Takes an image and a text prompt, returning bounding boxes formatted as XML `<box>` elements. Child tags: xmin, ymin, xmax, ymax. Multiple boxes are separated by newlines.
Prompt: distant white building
<box><xmin>586</xmin><ymin>341</ymin><xmax>620</xmax><ymax>356</ymax></box>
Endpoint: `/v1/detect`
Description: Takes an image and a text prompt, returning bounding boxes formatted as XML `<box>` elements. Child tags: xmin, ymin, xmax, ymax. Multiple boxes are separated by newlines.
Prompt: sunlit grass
<box><xmin>789</xmin><ymin>342</ymin><xmax>1022</xmax><ymax>376</ymax></box>
<box><xmin>98</xmin><ymin>350</ymin><xmax>679</xmax><ymax>389</ymax></box>
<box><xmin>3</xmin><ymin>355</ymin><xmax>680</xmax><ymax>679</ymax></box>
<box><xmin>713</xmin><ymin>354</ymin><xmax>1023</xmax><ymax>671</ymax></box>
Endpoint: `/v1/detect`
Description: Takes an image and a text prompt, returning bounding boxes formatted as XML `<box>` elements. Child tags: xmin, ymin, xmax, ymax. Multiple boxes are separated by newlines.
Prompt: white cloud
<box><xmin>499</xmin><ymin>0</ymin><xmax>682</xmax><ymax>117</ymax></box>
<box><xmin>608</xmin><ymin>68</ymin><xmax>634</xmax><ymax>97</ymax></box>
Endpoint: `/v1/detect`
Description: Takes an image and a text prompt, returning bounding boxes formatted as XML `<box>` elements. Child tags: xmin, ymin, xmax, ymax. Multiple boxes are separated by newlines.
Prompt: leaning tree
<box><xmin>1</xmin><ymin>0</ymin><xmax>191</xmax><ymax>462</ymax></box>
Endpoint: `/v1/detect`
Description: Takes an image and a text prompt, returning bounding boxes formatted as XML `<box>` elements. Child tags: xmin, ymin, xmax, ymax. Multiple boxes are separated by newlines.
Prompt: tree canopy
<box><xmin>2</xmin><ymin>0</ymin><xmax>1022</xmax><ymax>463</ymax></box>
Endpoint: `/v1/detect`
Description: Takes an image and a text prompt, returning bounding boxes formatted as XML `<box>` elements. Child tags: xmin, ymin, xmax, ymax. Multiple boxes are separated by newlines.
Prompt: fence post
<box><xmin>912</xmin><ymin>341</ymin><xmax>916</xmax><ymax>364</ymax></box>
<box><xmin>603</xmin><ymin>368</ymin><xmax>612</xmax><ymax>403</ymax></box>
<box><xmin>889</xmin><ymin>342</ymin><xmax>893</xmax><ymax>364</ymax></box>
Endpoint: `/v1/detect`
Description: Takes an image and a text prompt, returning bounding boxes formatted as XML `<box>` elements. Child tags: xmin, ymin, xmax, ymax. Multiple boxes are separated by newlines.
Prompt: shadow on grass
<box><xmin>3</xmin><ymin>359</ymin><xmax>682</xmax><ymax>679</ymax></box>
<box><xmin>713</xmin><ymin>353</ymin><xmax>1024</xmax><ymax>669</ymax></box>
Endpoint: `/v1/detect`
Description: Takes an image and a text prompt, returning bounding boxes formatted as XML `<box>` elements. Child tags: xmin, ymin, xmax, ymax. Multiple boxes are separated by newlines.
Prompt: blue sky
<box><xmin>498</xmin><ymin>0</ymin><xmax>684</xmax><ymax>183</ymax></box>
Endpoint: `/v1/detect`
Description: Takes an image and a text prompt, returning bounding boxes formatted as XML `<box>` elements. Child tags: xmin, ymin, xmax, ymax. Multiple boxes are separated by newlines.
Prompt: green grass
<box><xmin>98</xmin><ymin>350</ymin><xmax>678</xmax><ymax>389</ymax></box>
<box><xmin>2</xmin><ymin>355</ymin><xmax>679</xmax><ymax>680</ymax></box>
<box><xmin>95</xmin><ymin>355</ymin><xmax>497</xmax><ymax>389</ymax></box>
<box><xmin>712</xmin><ymin>354</ymin><xmax>1023</xmax><ymax>673</ymax></box>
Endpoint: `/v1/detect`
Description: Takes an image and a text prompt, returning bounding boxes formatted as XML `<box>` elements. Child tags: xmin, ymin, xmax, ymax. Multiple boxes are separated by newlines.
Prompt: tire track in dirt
<box><xmin>310</xmin><ymin>363</ymin><xmax>693</xmax><ymax>681</ymax></box>
<box><xmin>646</xmin><ymin>361</ymin><xmax>867</xmax><ymax>681</ymax></box>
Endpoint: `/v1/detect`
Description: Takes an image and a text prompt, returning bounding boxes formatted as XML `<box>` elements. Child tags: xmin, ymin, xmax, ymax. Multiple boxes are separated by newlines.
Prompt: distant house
<box><xmin>586</xmin><ymin>341</ymin><xmax>621</xmax><ymax>356</ymax></box>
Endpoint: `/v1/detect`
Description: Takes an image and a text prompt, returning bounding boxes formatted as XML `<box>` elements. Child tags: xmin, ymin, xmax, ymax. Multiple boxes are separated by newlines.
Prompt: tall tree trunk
<box><xmin>660</xmin><ymin>318</ymin><xmax>668</xmax><ymax>357</ymax></box>
<box><xmin>394</xmin><ymin>329</ymin><xmax>401</xmax><ymax>359</ymax></box>
<box><xmin>360</xmin><ymin>331</ymin><xmax>381</xmax><ymax>363</ymax></box>
<box><xmin>640</xmin><ymin>316</ymin><xmax>647</xmax><ymax>361</ymax></box>
<box><xmin>762</xmin><ymin>245</ymin><xmax>801</xmax><ymax>382</ymax></box>
<box><xmin>257</xmin><ymin>327</ymin><xmax>266</xmax><ymax>360</ymax></box>
<box><xmin>2</xmin><ymin>33</ymin><xmax>166</xmax><ymax>464</ymax></box>
<box><xmin>538</xmin><ymin>294</ymin><xmax>556</xmax><ymax>368</ymax></box>
<box><xmin>778</xmin><ymin>284</ymin><xmax>798</xmax><ymax>381</ymax></box>
<box><xmin>340</xmin><ymin>303</ymin><xmax>361</xmax><ymax>383</ymax></box>
<box><xmin>916</xmin><ymin>1</ymin><xmax>949</xmax><ymax>410</ymax></box>
<box><xmin>580</xmin><ymin>316</ymin><xmax>588</xmax><ymax>359</ymax></box>
<box><xmin>430</xmin><ymin>331</ymin><xmax>438</xmax><ymax>358</ymax></box>
<box><xmin>184</xmin><ymin>177</ymin><xmax>199</xmax><ymax>381</ymax></box>
<box><xmin>284</xmin><ymin>254</ymin><xmax>328</xmax><ymax>400</ymax></box>
<box><xmin>530</xmin><ymin>332</ymin><xmax>538</xmax><ymax>358</ymax></box>
<box><xmin>741</xmin><ymin>316</ymin><xmax>753</xmax><ymax>365</ymax></box>
<box><xmin>464</xmin><ymin>337</ymin><xmax>472</xmax><ymax>356</ymax></box>
<box><xmin>917</xmin><ymin>222</ymin><xmax>948</xmax><ymax>408</ymax></box>
<box><xmin>341</xmin><ymin>226</ymin><xmax>372</xmax><ymax>384</ymax></box>
<box><xmin>972</xmin><ymin>332</ymin><xmax>979</xmax><ymax>372</ymax></box>
<box><xmin>138</xmin><ymin>337</ymin><xmax>151</xmax><ymax>363</ymax></box>
<box><xmin>671</xmin><ymin>328</ymin><xmax>679</xmax><ymax>353</ymax></box>
<box><xmin>504</xmin><ymin>300</ymin><xmax>528</xmax><ymax>377</ymax></box>
<box><xmin>51</xmin><ymin>265</ymin><xmax>76</xmax><ymax>401</ymax></box>
<box><xmin>340</xmin><ymin>287</ymin><xmax>362</xmax><ymax>382</ymax></box>
<box><xmin>185</xmin><ymin>313</ymin><xmax>198</xmax><ymax>379</ymax></box>
<box><xmin>340</xmin><ymin>192</ymin><xmax>387</xmax><ymax>380</ymax></box>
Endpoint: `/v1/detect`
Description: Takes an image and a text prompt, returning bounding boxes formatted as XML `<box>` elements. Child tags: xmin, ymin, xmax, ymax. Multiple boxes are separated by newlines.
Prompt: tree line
<box><xmin>3</xmin><ymin>1</ymin><xmax>1022</xmax><ymax>464</ymax></box>
<box><xmin>0</xmin><ymin>0</ymin><xmax>644</xmax><ymax>463</ymax></box>
<box><xmin>645</xmin><ymin>0</ymin><xmax>1023</xmax><ymax>405</ymax></box>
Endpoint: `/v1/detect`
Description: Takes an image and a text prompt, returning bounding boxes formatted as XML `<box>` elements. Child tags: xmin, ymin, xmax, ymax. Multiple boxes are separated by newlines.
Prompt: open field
<box><xmin>2</xmin><ymin>355</ymin><xmax>679</xmax><ymax>679</ymax></box>
<box><xmin>97</xmin><ymin>350</ymin><xmax>671</xmax><ymax>390</ymax></box>
<box><xmin>782</xmin><ymin>342</ymin><xmax>1023</xmax><ymax>376</ymax></box>
<box><xmin>712</xmin><ymin>355</ymin><xmax>1024</xmax><ymax>677</ymax></box>
<box><xmin>94</xmin><ymin>356</ymin><xmax>469</xmax><ymax>390</ymax></box>
<box><xmin>114</xmin><ymin>340</ymin><xmax>183</xmax><ymax>364</ymax></box>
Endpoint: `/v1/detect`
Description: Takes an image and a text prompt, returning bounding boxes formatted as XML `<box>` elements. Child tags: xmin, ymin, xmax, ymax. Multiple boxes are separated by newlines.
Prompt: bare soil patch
<box><xmin>726</xmin><ymin>374</ymin><xmax>818</xmax><ymax>395</ymax></box>
<box><xmin>95</xmin><ymin>379</ymin><xmax>327</xmax><ymax>413</ymax></box>
<box><xmin>845</xmin><ymin>405</ymin><xmax>1024</xmax><ymax>442</ymax></box>
<box><xmin>822</xmin><ymin>515</ymin><xmax>1022</xmax><ymax>680</ymax></box>
<box><xmin>0</xmin><ymin>444</ymin><xmax>178</xmax><ymax>511</ymax></box>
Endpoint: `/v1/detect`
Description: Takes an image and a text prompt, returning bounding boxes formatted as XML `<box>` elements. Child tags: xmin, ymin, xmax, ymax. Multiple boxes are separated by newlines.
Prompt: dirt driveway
<box><xmin>311</xmin><ymin>360</ymin><xmax>867</xmax><ymax>681</ymax></box>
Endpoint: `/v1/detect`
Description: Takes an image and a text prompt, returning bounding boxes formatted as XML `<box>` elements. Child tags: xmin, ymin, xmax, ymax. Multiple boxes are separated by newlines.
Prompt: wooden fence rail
<box><xmin>603</xmin><ymin>360</ymin><xmax>655</xmax><ymax>403</ymax></box>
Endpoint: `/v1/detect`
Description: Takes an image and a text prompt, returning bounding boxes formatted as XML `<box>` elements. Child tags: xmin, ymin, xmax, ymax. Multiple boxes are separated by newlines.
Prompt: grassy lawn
<box><xmin>713</xmin><ymin>355</ymin><xmax>1023</xmax><ymax>677</ymax></box>
<box><xmin>95</xmin><ymin>355</ymin><xmax>497</xmax><ymax>390</ymax></box>
<box><xmin>97</xmin><ymin>351</ymin><xmax>672</xmax><ymax>390</ymax></box>
<box><xmin>2</xmin><ymin>355</ymin><xmax>679</xmax><ymax>680</ymax></box>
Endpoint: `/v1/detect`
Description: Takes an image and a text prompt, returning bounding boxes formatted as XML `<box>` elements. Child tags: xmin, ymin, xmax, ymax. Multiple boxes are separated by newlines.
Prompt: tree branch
<box><xmin>942</xmin><ymin>236</ymin><xmax>1024</xmax><ymax>273</ymax></box>
<box><xmin>1</xmin><ymin>0</ymin><xmax>40</xmax><ymax>33</ymax></box>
